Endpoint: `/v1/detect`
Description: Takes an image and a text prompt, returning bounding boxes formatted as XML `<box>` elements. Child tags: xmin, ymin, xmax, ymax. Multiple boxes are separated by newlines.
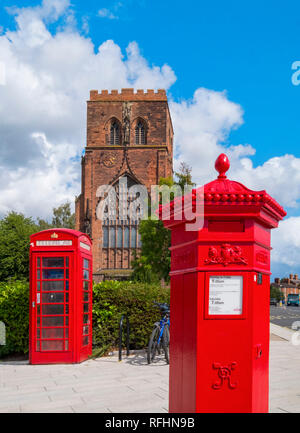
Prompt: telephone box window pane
<box><xmin>65</xmin><ymin>305</ymin><xmax>69</xmax><ymax>314</ymax></box>
<box><xmin>66</xmin><ymin>269</ymin><xmax>69</xmax><ymax>279</ymax></box>
<box><xmin>41</xmin><ymin>328</ymin><xmax>64</xmax><ymax>339</ymax></box>
<box><xmin>42</xmin><ymin>304</ymin><xmax>64</xmax><ymax>315</ymax></box>
<box><xmin>65</xmin><ymin>316</ymin><xmax>69</xmax><ymax>326</ymax></box>
<box><xmin>131</xmin><ymin>227</ymin><xmax>137</xmax><ymax>248</ymax></box>
<box><xmin>117</xmin><ymin>227</ymin><xmax>123</xmax><ymax>248</ymax></box>
<box><xmin>37</xmin><ymin>329</ymin><xmax>40</xmax><ymax>338</ymax></box>
<box><xmin>65</xmin><ymin>341</ymin><xmax>69</xmax><ymax>350</ymax></box>
<box><xmin>43</xmin><ymin>316</ymin><xmax>64</xmax><ymax>327</ymax></box>
<box><xmin>83</xmin><ymin>259</ymin><xmax>89</xmax><ymax>269</ymax></box>
<box><xmin>83</xmin><ymin>325</ymin><xmax>89</xmax><ymax>335</ymax></box>
<box><xmin>37</xmin><ymin>270</ymin><xmax>40</xmax><ymax>279</ymax></box>
<box><xmin>37</xmin><ymin>257</ymin><xmax>40</xmax><ymax>267</ymax></box>
<box><xmin>110</xmin><ymin>227</ymin><xmax>116</xmax><ymax>248</ymax></box>
<box><xmin>65</xmin><ymin>293</ymin><xmax>69</xmax><ymax>303</ymax></box>
<box><xmin>83</xmin><ymin>314</ymin><xmax>89</xmax><ymax>324</ymax></box>
<box><xmin>83</xmin><ymin>292</ymin><xmax>89</xmax><ymax>302</ymax></box>
<box><xmin>36</xmin><ymin>341</ymin><xmax>40</xmax><ymax>351</ymax></box>
<box><xmin>42</xmin><ymin>257</ymin><xmax>64</xmax><ymax>268</ymax></box>
<box><xmin>37</xmin><ymin>305</ymin><xmax>40</xmax><ymax>315</ymax></box>
<box><xmin>83</xmin><ymin>303</ymin><xmax>89</xmax><ymax>313</ymax></box>
<box><xmin>42</xmin><ymin>280</ymin><xmax>64</xmax><ymax>291</ymax></box>
<box><xmin>41</xmin><ymin>340</ymin><xmax>64</xmax><ymax>351</ymax></box>
<box><xmin>37</xmin><ymin>281</ymin><xmax>40</xmax><ymax>292</ymax></box>
<box><xmin>65</xmin><ymin>329</ymin><xmax>69</xmax><ymax>339</ymax></box>
<box><xmin>37</xmin><ymin>317</ymin><xmax>40</xmax><ymax>326</ymax></box>
<box><xmin>66</xmin><ymin>257</ymin><xmax>69</xmax><ymax>267</ymax></box>
<box><xmin>103</xmin><ymin>226</ymin><xmax>108</xmax><ymax>248</ymax></box>
<box><xmin>83</xmin><ymin>281</ymin><xmax>89</xmax><ymax>290</ymax></box>
<box><xmin>83</xmin><ymin>270</ymin><xmax>89</xmax><ymax>280</ymax></box>
<box><xmin>82</xmin><ymin>336</ymin><xmax>89</xmax><ymax>346</ymax></box>
<box><xmin>42</xmin><ymin>292</ymin><xmax>64</xmax><ymax>303</ymax></box>
<box><xmin>66</xmin><ymin>281</ymin><xmax>69</xmax><ymax>291</ymax></box>
<box><xmin>42</xmin><ymin>269</ymin><xmax>64</xmax><ymax>280</ymax></box>
<box><xmin>124</xmin><ymin>227</ymin><xmax>129</xmax><ymax>248</ymax></box>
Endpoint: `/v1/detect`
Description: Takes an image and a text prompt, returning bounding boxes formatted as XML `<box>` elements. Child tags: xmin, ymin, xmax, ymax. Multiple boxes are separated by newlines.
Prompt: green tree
<box><xmin>0</xmin><ymin>201</ymin><xmax>75</xmax><ymax>282</ymax></box>
<box><xmin>36</xmin><ymin>218</ymin><xmax>53</xmax><ymax>231</ymax></box>
<box><xmin>270</xmin><ymin>284</ymin><xmax>284</xmax><ymax>301</ymax></box>
<box><xmin>0</xmin><ymin>212</ymin><xmax>38</xmax><ymax>281</ymax></box>
<box><xmin>132</xmin><ymin>163</ymin><xmax>195</xmax><ymax>283</ymax></box>
<box><xmin>174</xmin><ymin>162</ymin><xmax>196</xmax><ymax>190</ymax></box>
<box><xmin>52</xmin><ymin>202</ymin><xmax>75</xmax><ymax>229</ymax></box>
<box><xmin>131</xmin><ymin>220</ymin><xmax>171</xmax><ymax>282</ymax></box>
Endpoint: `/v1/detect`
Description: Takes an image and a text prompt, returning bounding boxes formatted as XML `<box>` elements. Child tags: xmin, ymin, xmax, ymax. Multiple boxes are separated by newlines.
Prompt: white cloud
<box><xmin>98</xmin><ymin>8</ymin><xmax>118</xmax><ymax>20</ymax></box>
<box><xmin>169</xmin><ymin>88</ymin><xmax>247</xmax><ymax>184</ymax></box>
<box><xmin>0</xmin><ymin>0</ymin><xmax>176</xmax><ymax>220</ymax></box>
<box><xmin>272</xmin><ymin>217</ymin><xmax>300</xmax><ymax>268</ymax></box>
<box><xmin>230</xmin><ymin>154</ymin><xmax>300</xmax><ymax>208</ymax></box>
<box><xmin>98</xmin><ymin>2</ymin><xmax>124</xmax><ymax>20</ymax></box>
<box><xmin>170</xmin><ymin>88</ymin><xmax>300</xmax><ymax>210</ymax></box>
<box><xmin>0</xmin><ymin>133</ymin><xmax>79</xmax><ymax>218</ymax></box>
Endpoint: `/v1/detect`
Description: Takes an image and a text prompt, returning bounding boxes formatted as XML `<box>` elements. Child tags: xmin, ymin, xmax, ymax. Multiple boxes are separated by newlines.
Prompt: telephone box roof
<box><xmin>31</xmin><ymin>228</ymin><xmax>92</xmax><ymax>242</ymax></box>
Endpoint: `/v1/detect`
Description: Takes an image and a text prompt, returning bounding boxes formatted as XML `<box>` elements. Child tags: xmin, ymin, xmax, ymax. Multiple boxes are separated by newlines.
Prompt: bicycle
<box><xmin>147</xmin><ymin>302</ymin><xmax>170</xmax><ymax>364</ymax></box>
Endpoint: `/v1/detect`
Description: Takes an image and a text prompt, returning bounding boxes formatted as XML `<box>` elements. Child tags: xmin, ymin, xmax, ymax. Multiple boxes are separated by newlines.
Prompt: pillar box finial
<box><xmin>215</xmin><ymin>153</ymin><xmax>230</xmax><ymax>179</ymax></box>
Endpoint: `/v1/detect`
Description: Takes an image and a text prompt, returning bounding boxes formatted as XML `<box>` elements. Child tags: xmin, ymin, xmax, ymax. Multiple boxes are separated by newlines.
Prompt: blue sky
<box><xmin>1</xmin><ymin>0</ymin><xmax>300</xmax><ymax>166</ymax></box>
<box><xmin>0</xmin><ymin>0</ymin><xmax>300</xmax><ymax>278</ymax></box>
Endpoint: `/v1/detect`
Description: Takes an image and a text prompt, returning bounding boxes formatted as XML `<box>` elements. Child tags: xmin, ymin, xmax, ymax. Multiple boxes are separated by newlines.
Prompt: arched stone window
<box><xmin>101</xmin><ymin>175</ymin><xmax>143</xmax><ymax>270</ymax></box>
<box><xmin>135</xmin><ymin>120</ymin><xmax>147</xmax><ymax>145</ymax></box>
<box><xmin>110</xmin><ymin>120</ymin><xmax>121</xmax><ymax>145</ymax></box>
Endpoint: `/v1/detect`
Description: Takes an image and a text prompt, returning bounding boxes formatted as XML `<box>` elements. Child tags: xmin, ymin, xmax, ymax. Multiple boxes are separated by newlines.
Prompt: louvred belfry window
<box><xmin>135</xmin><ymin>121</ymin><xmax>146</xmax><ymax>144</ymax></box>
<box><xmin>110</xmin><ymin>121</ymin><xmax>120</xmax><ymax>145</ymax></box>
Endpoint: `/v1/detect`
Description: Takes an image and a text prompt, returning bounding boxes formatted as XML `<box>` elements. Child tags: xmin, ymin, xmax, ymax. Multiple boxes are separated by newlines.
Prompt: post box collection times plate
<box><xmin>208</xmin><ymin>276</ymin><xmax>243</xmax><ymax>316</ymax></box>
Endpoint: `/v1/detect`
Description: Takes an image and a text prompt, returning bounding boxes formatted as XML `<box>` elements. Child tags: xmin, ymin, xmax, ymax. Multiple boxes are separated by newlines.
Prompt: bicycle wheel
<box><xmin>162</xmin><ymin>325</ymin><xmax>170</xmax><ymax>364</ymax></box>
<box><xmin>147</xmin><ymin>324</ymin><xmax>160</xmax><ymax>364</ymax></box>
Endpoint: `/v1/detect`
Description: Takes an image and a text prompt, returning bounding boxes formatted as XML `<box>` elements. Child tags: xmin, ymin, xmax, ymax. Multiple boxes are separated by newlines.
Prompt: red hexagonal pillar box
<box><xmin>159</xmin><ymin>154</ymin><xmax>286</xmax><ymax>413</ymax></box>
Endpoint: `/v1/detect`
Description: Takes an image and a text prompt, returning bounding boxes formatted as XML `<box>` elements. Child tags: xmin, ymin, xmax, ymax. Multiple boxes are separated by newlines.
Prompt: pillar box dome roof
<box><xmin>159</xmin><ymin>154</ymin><xmax>286</xmax><ymax>229</ymax></box>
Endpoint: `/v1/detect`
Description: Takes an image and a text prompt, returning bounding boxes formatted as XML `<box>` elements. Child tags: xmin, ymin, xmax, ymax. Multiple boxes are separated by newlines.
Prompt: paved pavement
<box><xmin>0</xmin><ymin>352</ymin><xmax>169</xmax><ymax>413</ymax></box>
<box><xmin>270</xmin><ymin>305</ymin><xmax>300</xmax><ymax>330</ymax></box>
<box><xmin>0</xmin><ymin>326</ymin><xmax>299</xmax><ymax>413</ymax></box>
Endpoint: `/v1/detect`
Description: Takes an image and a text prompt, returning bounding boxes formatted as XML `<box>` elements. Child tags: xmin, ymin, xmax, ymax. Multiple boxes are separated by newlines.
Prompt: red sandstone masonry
<box><xmin>76</xmin><ymin>88</ymin><xmax>173</xmax><ymax>279</ymax></box>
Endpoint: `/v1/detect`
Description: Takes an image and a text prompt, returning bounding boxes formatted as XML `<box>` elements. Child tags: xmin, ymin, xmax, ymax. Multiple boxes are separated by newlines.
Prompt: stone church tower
<box><xmin>75</xmin><ymin>88</ymin><xmax>173</xmax><ymax>281</ymax></box>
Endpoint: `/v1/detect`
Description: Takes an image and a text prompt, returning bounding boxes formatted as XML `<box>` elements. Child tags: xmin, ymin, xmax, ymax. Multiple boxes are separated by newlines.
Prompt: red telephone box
<box><xmin>29</xmin><ymin>229</ymin><xmax>92</xmax><ymax>364</ymax></box>
<box><xmin>159</xmin><ymin>154</ymin><xmax>286</xmax><ymax>413</ymax></box>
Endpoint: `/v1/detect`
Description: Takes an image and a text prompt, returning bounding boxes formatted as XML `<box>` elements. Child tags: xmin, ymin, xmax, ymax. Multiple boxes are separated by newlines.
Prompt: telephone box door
<box><xmin>30</xmin><ymin>252</ymin><xmax>74</xmax><ymax>364</ymax></box>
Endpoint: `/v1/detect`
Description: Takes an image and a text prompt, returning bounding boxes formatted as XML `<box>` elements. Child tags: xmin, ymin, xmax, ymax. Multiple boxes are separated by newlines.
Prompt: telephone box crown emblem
<box><xmin>51</xmin><ymin>232</ymin><xmax>59</xmax><ymax>239</ymax></box>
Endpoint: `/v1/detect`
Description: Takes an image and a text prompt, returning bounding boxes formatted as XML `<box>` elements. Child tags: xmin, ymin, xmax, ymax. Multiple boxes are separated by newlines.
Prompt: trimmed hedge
<box><xmin>92</xmin><ymin>281</ymin><xmax>170</xmax><ymax>353</ymax></box>
<box><xmin>0</xmin><ymin>279</ymin><xmax>169</xmax><ymax>358</ymax></box>
<box><xmin>0</xmin><ymin>280</ymin><xmax>29</xmax><ymax>358</ymax></box>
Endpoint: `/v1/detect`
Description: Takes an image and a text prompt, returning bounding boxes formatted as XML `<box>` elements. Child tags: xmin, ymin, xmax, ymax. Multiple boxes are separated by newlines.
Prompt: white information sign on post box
<box><xmin>209</xmin><ymin>276</ymin><xmax>243</xmax><ymax>315</ymax></box>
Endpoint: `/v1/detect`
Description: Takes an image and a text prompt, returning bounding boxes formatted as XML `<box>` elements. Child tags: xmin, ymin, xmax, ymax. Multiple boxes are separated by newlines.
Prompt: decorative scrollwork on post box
<box><xmin>205</xmin><ymin>243</ymin><xmax>247</xmax><ymax>266</ymax></box>
<box><xmin>212</xmin><ymin>362</ymin><xmax>237</xmax><ymax>390</ymax></box>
